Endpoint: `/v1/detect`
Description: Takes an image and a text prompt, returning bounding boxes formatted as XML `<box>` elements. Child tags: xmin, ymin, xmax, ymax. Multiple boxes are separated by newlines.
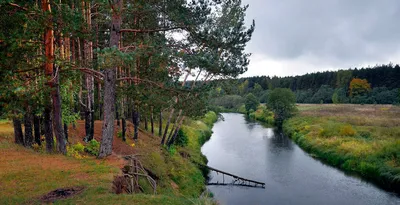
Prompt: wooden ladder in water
<box><xmin>200</xmin><ymin>164</ymin><xmax>265</xmax><ymax>188</ymax></box>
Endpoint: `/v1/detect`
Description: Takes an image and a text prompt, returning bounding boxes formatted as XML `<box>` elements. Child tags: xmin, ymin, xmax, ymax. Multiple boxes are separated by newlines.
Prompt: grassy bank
<box><xmin>283</xmin><ymin>104</ymin><xmax>400</xmax><ymax>191</ymax></box>
<box><xmin>0</xmin><ymin>112</ymin><xmax>218</xmax><ymax>204</ymax></box>
<box><xmin>213</xmin><ymin>104</ymin><xmax>274</xmax><ymax>125</ymax></box>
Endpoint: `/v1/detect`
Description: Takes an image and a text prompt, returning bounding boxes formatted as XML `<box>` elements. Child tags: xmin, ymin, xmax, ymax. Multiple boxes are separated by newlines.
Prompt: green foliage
<box><xmin>244</xmin><ymin>93</ymin><xmax>259</xmax><ymax>113</ymax></box>
<box><xmin>249</xmin><ymin>105</ymin><xmax>274</xmax><ymax>124</ymax></box>
<box><xmin>267</xmin><ymin>88</ymin><xmax>297</xmax><ymax>127</ymax></box>
<box><xmin>332</xmin><ymin>88</ymin><xmax>349</xmax><ymax>104</ymax></box>
<box><xmin>85</xmin><ymin>140</ymin><xmax>100</xmax><ymax>156</ymax></box>
<box><xmin>358</xmin><ymin>131</ymin><xmax>371</xmax><ymax>139</ymax></box>
<box><xmin>72</xmin><ymin>142</ymin><xmax>85</xmax><ymax>153</ymax></box>
<box><xmin>251</xmin><ymin>83</ymin><xmax>263</xmax><ymax>98</ymax></box>
<box><xmin>210</xmin><ymin>95</ymin><xmax>244</xmax><ymax>110</ymax></box>
<box><xmin>340</xmin><ymin>125</ymin><xmax>356</xmax><ymax>136</ymax></box>
<box><xmin>312</xmin><ymin>85</ymin><xmax>334</xmax><ymax>103</ymax></box>
<box><xmin>174</xmin><ymin>129</ymin><xmax>188</xmax><ymax>147</ymax></box>
<box><xmin>259</xmin><ymin>90</ymin><xmax>270</xmax><ymax>103</ymax></box>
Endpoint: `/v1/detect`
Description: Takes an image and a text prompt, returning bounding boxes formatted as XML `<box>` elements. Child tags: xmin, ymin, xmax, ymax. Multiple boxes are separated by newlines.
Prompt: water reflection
<box><xmin>201</xmin><ymin>113</ymin><xmax>400</xmax><ymax>205</ymax></box>
<box><xmin>269</xmin><ymin>131</ymin><xmax>293</xmax><ymax>150</ymax></box>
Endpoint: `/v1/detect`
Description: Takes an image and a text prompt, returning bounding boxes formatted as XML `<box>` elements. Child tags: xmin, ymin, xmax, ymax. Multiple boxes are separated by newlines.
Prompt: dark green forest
<box><xmin>208</xmin><ymin>64</ymin><xmax>400</xmax><ymax>108</ymax></box>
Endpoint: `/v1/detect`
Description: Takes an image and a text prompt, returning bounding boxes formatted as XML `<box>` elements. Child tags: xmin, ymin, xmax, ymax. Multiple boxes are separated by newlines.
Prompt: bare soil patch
<box><xmin>39</xmin><ymin>186</ymin><xmax>85</xmax><ymax>203</ymax></box>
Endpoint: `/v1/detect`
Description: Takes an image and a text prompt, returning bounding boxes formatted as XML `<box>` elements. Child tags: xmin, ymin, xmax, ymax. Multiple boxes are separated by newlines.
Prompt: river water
<box><xmin>201</xmin><ymin>113</ymin><xmax>400</xmax><ymax>205</ymax></box>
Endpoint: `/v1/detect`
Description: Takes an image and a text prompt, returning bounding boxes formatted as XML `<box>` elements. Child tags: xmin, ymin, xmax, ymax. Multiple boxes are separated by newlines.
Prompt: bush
<box><xmin>175</xmin><ymin>129</ymin><xmax>188</xmax><ymax>146</ymax></box>
<box><xmin>358</xmin><ymin>131</ymin><xmax>371</xmax><ymax>139</ymax></box>
<box><xmin>340</xmin><ymin>125</ymin><xmax>356</xmax><ymax>136</ymax></box>
<box><xmin>67</xmin><ymin>146</ymin><xmax>84</xmax><ymax>159</ymax></box>
<box><xmin>72</xmin><ymin>142</ymin><xmax>85</xmax><ymax>153</ymax></box>
<box><xmin>85</xmin><ymin>139</ymin><xmax>100</xmax><ymax>156</ymax></box>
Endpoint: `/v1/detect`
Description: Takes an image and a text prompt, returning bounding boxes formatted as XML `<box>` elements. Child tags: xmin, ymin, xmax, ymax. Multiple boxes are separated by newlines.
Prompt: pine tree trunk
<box><xmin>42</xmin><ymin>0</ymin><xmax>66</xmax><ymax>154</ymax></box>
<box><xmin>52</xmin><ymin>73</ymin><xmax>66</xmax><ymax>154</ymax></box>
<box><xmin>98</xmin><ymin>0</ymin><xmax>122</xmax><ymax>158</ymax></box>
<box><xmin>122</xmin><ymin>117</ymin><xmax>126</xmax><ymax>141</ymax></box>
<box><xmin>13</xmin><ymin>118</ymin><xmax>24</xmax><ymax>145</ymax></box>
<box><xmin>116</xmin><ymin>103</ymin><xmax>120</xmax><ymax>127</ymax></box>
<box><xmin>150</xmin><ymin>107</ymin><xmax>154</xmax><ymax>135</ymax></box>
<box><xmin>33</xmin><ymin>115</ymin><xmax>41</xmax><ymax>145</ymax></box>
<box><xmin>132</xmin><ymin>108</ymin><xmax>140</xmax><ymax>140</ymax></box>
<box><xmin>85</xmin><ymin>110</ymin><xmax>91</xmax><ymax>139</ymax></box>
<box><xmin>44</xmin><ymin>105</ymin><xmax>54</xmax><ymax>153</ymax></box>
<box><xmin>144</xmin><ymin>115</ymin><xmax>148</xmax><ymax>131</ymax></box>
<box><xmin>167</xmin><ymin>109</ymin><xmax>182</xmax><ymax>143</ymax></box>
<box><xmin>24</xmin><ymin>108</ymin><xmax>33</xmax><ymax>147</ymax></box>
<box><xmin>158</xmin><ymin>111</ymin><xmax>162</xmax><ymax>136</ymax></box>
<box><xmin>168</xmin><ymin>116</ymin><xmax>185</xmax><ymax>147</ymax></box>
<box><xmin>64</xmin><ymin>123</ymin><xmax>68</xmax><ymax>142</ymax></box>
<box><xmin>161</xmin><ymin>109</ymin><xmax>174</xmax><ymax>145</ymax></box>
<box><xmin>98</xmin><ymin>83</ymin><xmax>102</xmax><ymax>120</ymax></box>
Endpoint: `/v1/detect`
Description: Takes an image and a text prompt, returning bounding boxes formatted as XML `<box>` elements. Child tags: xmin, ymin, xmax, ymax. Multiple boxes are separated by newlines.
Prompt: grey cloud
<box><xmin>242</xmin><ymin>0</ymin><xmax>400</xmax><ymax>68</ymax></box>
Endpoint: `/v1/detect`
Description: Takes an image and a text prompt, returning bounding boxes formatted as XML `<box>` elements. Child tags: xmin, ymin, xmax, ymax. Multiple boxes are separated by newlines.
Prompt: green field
<box><xmin>283</xmin><ymin>104</ymin><xmax>400</xmax><ymax>191</ymax></box>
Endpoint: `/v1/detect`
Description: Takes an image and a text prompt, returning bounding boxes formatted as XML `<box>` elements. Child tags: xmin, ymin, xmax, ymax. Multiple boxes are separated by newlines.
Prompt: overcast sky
<box><xmin>240</xmin><ymin>0</ymin><xmax>400</xmax><ymax>77</ymax></box>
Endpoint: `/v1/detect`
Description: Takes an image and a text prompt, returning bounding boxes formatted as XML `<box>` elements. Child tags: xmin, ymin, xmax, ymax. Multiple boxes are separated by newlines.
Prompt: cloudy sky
<box><xmin>240</xmin><ymin>0</ymin><xmax>400</xmax><ymax>77</ymax></box>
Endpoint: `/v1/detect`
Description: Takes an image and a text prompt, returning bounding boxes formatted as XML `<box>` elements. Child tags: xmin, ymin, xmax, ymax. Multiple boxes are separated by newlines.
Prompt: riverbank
<box><xmin>283</xmin><ymin>104</ymin><xmax>400</xmax><ymax>192</ymax></box>
<box><xmin>0</xmin><ymin>112</ymin><xmax>218</xmax><ymax>204</ymax></box>
<box><xmin>213</xmin><ymin>104</ymin><xmax>274</xmax><ymax>125</ymax></box>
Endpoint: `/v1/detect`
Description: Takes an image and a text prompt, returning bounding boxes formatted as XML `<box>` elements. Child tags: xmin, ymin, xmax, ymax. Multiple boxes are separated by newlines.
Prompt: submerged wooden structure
<box><xmin>203</xmin><ymin>164</ymin><xmax>265</xmax><ymax>188</ymax></box>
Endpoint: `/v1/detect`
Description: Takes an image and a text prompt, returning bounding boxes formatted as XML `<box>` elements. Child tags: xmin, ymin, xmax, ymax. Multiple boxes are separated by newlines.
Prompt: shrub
<box><xmin>85</xmin><ymin>139</ymin><xmax>100</xmax><ymax>156</ymax></box>
<box><xmin>72</xmin><ymin>142</ymin><xmax>85</xmax><ymax>153</ymax></box>
<box><xmin>66</xmin><ymin>146</ymin><xmax>84</xmax><ymax>159</ymax></box>
<box><xmin>318</xmin><ymin>122</ymin><xmax>341</xmax><ymax>137</ymax></box>
<box><xmin>175</xmin><ymin>129</ymin><xmax>188</xmax><ymax>147</ymax></box>
<box><xmin>340</xmin><ymin>125</ymin><xmax>356</xmax><ymax>136</ymax></box>
<box><xmin>358</xmin><ymin>131</ymin><xmax>371</xmax><ymax>139</ymax></box>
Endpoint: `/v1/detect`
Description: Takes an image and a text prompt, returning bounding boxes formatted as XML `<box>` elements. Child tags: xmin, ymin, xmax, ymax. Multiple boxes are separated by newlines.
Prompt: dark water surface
<box><xmin>201</xmin><ymin>113</ymin><xmax>400</xmax><ymax>205</ymax></box>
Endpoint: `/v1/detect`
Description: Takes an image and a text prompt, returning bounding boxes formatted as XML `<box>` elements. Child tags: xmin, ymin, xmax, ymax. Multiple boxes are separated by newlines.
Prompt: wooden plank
<box><xmin>203</xmin><ymin>164</ymin><xmax>265</xmax><ymax>186</ymax></box>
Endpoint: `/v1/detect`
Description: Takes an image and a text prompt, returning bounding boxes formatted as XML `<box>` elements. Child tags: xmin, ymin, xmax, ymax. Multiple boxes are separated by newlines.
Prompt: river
<box><xmin>201</xmin><ymin>113</ymin><xmax>400</xmax><ymax>205</ymax></box>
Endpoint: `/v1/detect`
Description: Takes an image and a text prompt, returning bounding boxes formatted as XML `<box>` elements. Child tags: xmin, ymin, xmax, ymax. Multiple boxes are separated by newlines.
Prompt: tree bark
<box><xmin>132</xmin><ymin>108</ymin><xmax>140</xmax><ymax>140</ymax></box>
<box><xmin>161</xmin><ymin>108</ymin><xmax>174</xmax><ymax>145</ymax></box>
<box><xmin>13</xmin><ymin>118</ymin><xmax>24</xmax><ymax>145</ymax></box>
<box><xmin>144</xmin><ymin>115</ymin><xmax>148</xmax><ymax>131</ymax></box>
<box><xmin>42</xmin><ymin>0</ymin><xmax>66</xmax><ymax>154</ymax></box>
<box><xmin>168</xmin><ymin>116</ymin><xmax>185</xmax><ymax>147</ymax></box>
<box><xmin>98</xmin><ymin>0</ymin><xmax>122</xmax><ymax>158</ymax></box>
<box><xmin>64</xmin><ymin>123</ymin><xmax>68</xmax><ymax>142</ymax></box>
<box><xmin>167</xmin><ymin>109</ymin><xmax>182</xmax><ymax>143</ymax></box>
<box><xmin>33</xmin><ymin>115</ymin><xmax>41</xmax><ymax>145</ymax></box>
<box><xmin>43</xmin><ymin>105</ymin><xmax>54</xmax><ymax>153</ymax></box>
<box><xmin>116</xmin><ymin>103</ymin><xmax>120</xmax><ymax>127</ymax></box>
<box><xmin>24</xmin><ymin>108</ymin><xmax>33</xmax><ymax>147</ymax></box>
<box><xmin>122</xmin><ymin>117</ymin><xmax>126</xmax><ymax>141</ymax></box>
<box><xmin>52</xmin><ymin>73</ymin><xmax>66</xmax><ymax>154</ymax></box>
<box><xmin>150</xmin><ymin>107</ymin><xmax>154</xmax><ymax>135</ymax></box>
<box><xmin>158</xmin><ymin>111</ymin><xmax>162</xmax><ymax>136</ymax></box>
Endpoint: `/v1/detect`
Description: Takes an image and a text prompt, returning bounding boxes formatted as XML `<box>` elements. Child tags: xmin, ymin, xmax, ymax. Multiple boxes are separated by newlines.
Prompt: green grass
<box><xmin>283</xmin><ymin>104</ymin><xmax>400</xmax><ymax>191</ymax></box>
<box><xmin>0</xmin><ymin>113</ymin><xmax>219</xmax><ymax>204</ymax></box>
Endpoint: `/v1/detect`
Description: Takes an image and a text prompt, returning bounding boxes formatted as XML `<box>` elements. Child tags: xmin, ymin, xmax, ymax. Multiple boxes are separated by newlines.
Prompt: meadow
<box><xmin>283</xmin><ymin>104</ymin><xmax>400</xmax><ymax>192</ymax></box>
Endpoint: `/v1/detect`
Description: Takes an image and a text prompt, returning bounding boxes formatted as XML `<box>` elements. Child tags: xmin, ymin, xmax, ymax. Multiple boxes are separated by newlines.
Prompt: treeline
<box><xmin>210</xmin><ymin>64</ymin><xmax>400</xmax><ymax>105</ymax></box>
<box><xmin>0</xmin><ymin>0</ymin><xmax>254</xmax><ymax>157</ymax></box>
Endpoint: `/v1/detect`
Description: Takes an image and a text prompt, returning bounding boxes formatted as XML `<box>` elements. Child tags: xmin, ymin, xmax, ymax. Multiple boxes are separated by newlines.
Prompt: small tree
<box><xmin>349</xmin><ymin>78</ymin><xmax>371</xmax><ymax>97</ymax></box>
<box><xmin>267</xmin><ymin>88</ymin><xmax>297</xmax><ymax>128</ymax></box>
<box><xmin>244</xmin><ymin>93</ymin><xmax>260</xmax><ymax>114</ymax></box>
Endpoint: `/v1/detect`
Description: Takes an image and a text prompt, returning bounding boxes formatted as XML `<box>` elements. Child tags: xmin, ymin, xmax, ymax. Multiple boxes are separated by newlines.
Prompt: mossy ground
<box><xmin>283</xmin><ymin>104</ymin><xmax>400</xmax><ymax>192</ymax></box>
<box><xmin>0</xmin><ymin>112</ymin><xmax>218</xmax><ymax>204</ymax></box>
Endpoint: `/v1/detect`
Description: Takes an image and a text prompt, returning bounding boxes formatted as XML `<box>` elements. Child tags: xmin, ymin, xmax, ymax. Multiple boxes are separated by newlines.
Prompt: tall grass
<box><xmin>284</xmin><ymin>104</ymin><xmax>400</xmax><ymax>192</ymax></box>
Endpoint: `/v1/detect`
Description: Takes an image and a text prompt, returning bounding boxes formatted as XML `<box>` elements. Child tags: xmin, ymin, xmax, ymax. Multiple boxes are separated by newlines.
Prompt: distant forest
<box><xmin>210</xmin><ymin>64</ymin><xmax>400</xmax><ymax>106</ymax></box>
